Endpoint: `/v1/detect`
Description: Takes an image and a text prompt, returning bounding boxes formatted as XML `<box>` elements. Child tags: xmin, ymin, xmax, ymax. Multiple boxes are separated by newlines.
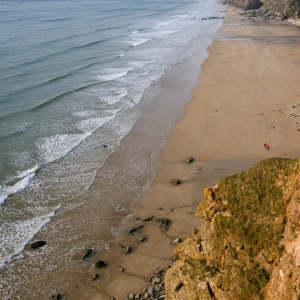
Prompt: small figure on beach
<box><xmin>266</xmin><ymin>144</ymin><xmax>270</xmax><ymax>150</ymax></box>
<box><xmin>264</xmin><ymin>142</ymin><xmax>267</xmax><ymax>148</ymax></box>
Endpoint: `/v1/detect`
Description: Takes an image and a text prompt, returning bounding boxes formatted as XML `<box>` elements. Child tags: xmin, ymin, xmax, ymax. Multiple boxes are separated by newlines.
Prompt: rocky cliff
<box><xmin>165</xmin><ymin>158</ymin><xmax>300</xmax><ymax>300</ymax></box>
<box><xmin>227</xmin><ymin>0</ymin><xmax>300</xmax><ymax>22</ymax></box>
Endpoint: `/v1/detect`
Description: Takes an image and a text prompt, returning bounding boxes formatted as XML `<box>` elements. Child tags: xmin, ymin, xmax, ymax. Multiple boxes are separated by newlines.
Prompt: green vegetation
<box><xmin>184</xmin><ymin>158</ymin><xmax>299</xmax><ymax>299</ymax></box>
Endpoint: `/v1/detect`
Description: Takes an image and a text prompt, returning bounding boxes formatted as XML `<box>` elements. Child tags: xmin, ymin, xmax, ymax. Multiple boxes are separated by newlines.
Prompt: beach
<box><xmin>60</xmin><ymin>5</ymin><xmax>300</xmax><ymax>300</ymax></box>
<box><xmin>1</xmin><ymin>2</ymin><xmax>299</xmax><ymax>299</ymax></box>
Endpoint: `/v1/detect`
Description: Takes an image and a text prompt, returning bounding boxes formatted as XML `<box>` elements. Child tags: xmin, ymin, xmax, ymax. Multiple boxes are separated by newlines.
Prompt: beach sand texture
<box><xmin>64</xmin><ymin>6</ymin><xmax>300</xmax><ymax>300</ymax></box>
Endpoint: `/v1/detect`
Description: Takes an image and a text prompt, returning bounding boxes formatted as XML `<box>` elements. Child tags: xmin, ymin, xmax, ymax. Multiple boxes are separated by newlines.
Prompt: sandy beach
<box><xmin>63</xmin><ymin>5</ymin><xmax>300</xmax><ymax>300</ymax></box>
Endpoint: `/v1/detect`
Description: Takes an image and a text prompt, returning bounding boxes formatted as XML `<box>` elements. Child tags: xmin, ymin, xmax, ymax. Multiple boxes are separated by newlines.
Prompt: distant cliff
<box><xmin>227</xmin><ymin>0</ymin><xmax>300</xmax><ymax>23</ymax></box>
<box><xmin>165</xmin><ymin>158</ymin><xmax>300</xmax><ymax>300</ymax></box>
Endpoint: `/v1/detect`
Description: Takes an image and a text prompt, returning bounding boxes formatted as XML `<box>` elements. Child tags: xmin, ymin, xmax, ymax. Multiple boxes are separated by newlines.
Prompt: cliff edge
<box><xmin>165</xmin><ymin>158</ymin><xmax>300</xmax><ymax>300</ymax></box>
<box><xmin>226</xmin><ymin>0</ymin><xmax>300</xmax><ymax>23</ymax></box>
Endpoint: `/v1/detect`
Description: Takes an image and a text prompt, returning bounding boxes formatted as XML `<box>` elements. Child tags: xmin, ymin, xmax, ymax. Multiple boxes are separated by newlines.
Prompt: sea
<box><xmin>0</xmin><ymin>0</ymin><xmax>224</xmax><ymax>298</ymax></box>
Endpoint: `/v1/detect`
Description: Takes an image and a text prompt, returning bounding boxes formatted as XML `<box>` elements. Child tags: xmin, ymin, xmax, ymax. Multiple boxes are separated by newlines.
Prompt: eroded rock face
<box><xmin>231</xmin><ymin>0</ymin><xmax>263</xmax><ymax>10</ymax></box>
<box><xmin>228</xmin><ymin>0</ymin><xmax>300</xmax><ymax>21</ymax></box>
<box><xmin>165</xmin><ymin>158</ymin><xmax>300</xmax><ymax>300</ymax></box>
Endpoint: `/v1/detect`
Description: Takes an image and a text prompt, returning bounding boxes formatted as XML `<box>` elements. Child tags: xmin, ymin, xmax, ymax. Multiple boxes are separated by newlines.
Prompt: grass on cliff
<box><xmin>213</xmin><ymin>157</ymin><xmax>298</xmax><ymax>299</ymax></box>
<box><xmin>182</xmin><ymin>158</ymin><xmax>298</xmax><ymax>300</ymax></box>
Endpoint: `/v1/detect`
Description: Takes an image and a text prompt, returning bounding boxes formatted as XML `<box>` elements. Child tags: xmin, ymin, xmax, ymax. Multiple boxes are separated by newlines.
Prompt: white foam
<box><xmin>0</xmin><ymin>210</ymin><xmax>56</xmax><ymax>268</ymax></box>
<box><xmin>128</xmin><ymin>60</ymin><xmax>154</xmax><ymax>68</ymax></box>
<box><xmin>75</xmin><ymin>115</ymin><xmax>115</xmax><ymax>132</ymax></box>
<box><xmin>98</xmin><ymin>87</ymin><xmax>128</xmax><ymax>105</ymax></box>
<box><xmin>36</xmin><ymin>133</ymin><xmax>90</xmax><ymax>163</ymax></box>
<box><xmin>126</xmin><ymin>37</ymin><xmax>152</xmax><ymax>47</ymax></box>
<box><xmin>72</xmin><ymin>110</ymin><xmax>97</xmax><ymax>118</ymax></box>
<box><xmin>95</xmin><ymin>67</ymin><xmax>133</xmax><ymax>82</ymax></box>
<box><xmin>0</xmin><ymin>170</ymin><xmax>36</xmax><ymax>205</ymax></box>
<box><xmin>17</xmin><ymin>165</ymin><xmax>38</xmax><ymax>179</ymax></box>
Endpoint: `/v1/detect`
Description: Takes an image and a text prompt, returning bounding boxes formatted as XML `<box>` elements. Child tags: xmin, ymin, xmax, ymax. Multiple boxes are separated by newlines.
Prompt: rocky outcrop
<box><xmin>165</xmin><ymin>158</ymin><xmax>300</xmax><ymax>300</ymax></box>
<box><xmin>231</xmin><ymin>0</ymin><xmax>263</xmax><ymax>10</ymax></box>
<box><xmin>226</xmin><ymin>0</ymin><xmax>300</xmax><ymax>22</ymax></box>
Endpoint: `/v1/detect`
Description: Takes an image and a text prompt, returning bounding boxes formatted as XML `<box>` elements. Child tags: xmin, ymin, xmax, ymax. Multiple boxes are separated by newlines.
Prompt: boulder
<box><xmin>155</xmin><ymin>218</ymin><xmax>170</xmax><ymax>228</ymax></box>
<box><xmin>169</xmin><ymin>179</ymin><xmax>181</xmax><ymax>185</ymax></box>
<box><xmin>184</xmin><ymin>157</ymin><xmax>194</xmax><ymax>164</ymax></box>
<box><xmin>173</xmin><ymin>238</ymin><xmax>181</xmax><ymax>245</ymax></box>
<box><xmin>82</xmin><ymin>249</ymin><xmax>94</xmax><ymax>260</ymax></box>
<box><xmin>95</xmin><ymin>260</ymin><xmax>107</xmax><ymax>268</ymax></box>
<box><xmin>232</xmin><ymin>0</ymin><xmax>263</xmax><ymax>10</ymax></box>
<box><xmin>31</xmin><ymin>240</ymin><xmax>46</xmax><ymax>249</ymax></box>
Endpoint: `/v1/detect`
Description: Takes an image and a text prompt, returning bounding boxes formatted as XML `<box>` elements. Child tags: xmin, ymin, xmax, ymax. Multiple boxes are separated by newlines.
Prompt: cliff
<box><xmin>165</xmin><ymin>158</ymin><xmax>300</xmax><ymax>300</ymax></box>
<box><xmin>226</xmin><ymin>0</ymin><xmax>300</xmax><ymax>22</ymax></box>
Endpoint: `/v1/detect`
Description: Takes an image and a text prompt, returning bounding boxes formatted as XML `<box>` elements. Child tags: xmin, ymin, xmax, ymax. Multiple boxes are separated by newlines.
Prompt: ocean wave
<box><xmin>0</xmin><ymin>209</ymin><xmax>57</xmax><ymax>269</ymax></box>
<box><xmin>75</xmin><ymin>115</ymin><xmax>117</xmax><ymax>132</ymax></box>
<box><xmin>126</xmin><ymin>37</ymin><xmax>153</xmax><ymax>47</ymax></box>
<box><xmin>95</xmin><ymin>67</ymin><xmax>133</xmax><ymax>82</ymax></box>
<box><xmin>0</xmin><ymin>166</ymin><xmax>37</xmax><ymax>205</ymax></box>
<box><xmin>36</xmin><ymin>133</ymin><xmax>91</xmax><ymax>164</ymax></box>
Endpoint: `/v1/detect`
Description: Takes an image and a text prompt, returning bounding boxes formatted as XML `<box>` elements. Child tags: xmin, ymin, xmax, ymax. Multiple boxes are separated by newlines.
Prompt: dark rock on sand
<box><xmin>92</xmin><ymin>274</ymin><xmax>99</xmax><ymax>281</ymax></box>
<box><xmin>31</xmin><ymin>240</ymin><xmax>46</xmax><ymax>249</ymax></box>
<box><xmin>83</xmin><ymin>248</ymin><xmax>94</xmax><ymax>260</ymax></box>
<box><xmin>156</xmin><ymin>218</ymin><xmax>170</xmax><ymax>229</ymax></box>
<box><xmin>143</xmin><ymin>215</ymin><xmax>153</xmax><ymax>221</ymax></box>
<box><xmin>184</xmin><ymin>157</ymin><xmax>194</xmax><ymax>164</ymax></box>
<box><xmin>95</xmin><ymin>260</ymin><xmax>107</xmax><ymax>268</ymax></box>
<box><xmin>49</xmin><ymin>294</ymin><xmax>62</xmax><ymax>300</ymax></box>
<box><xmin>127</xmin><ymin>225</ymin><xmax>144</xmax><ymax>234</ymax></box>
<box><xmin>173</xmin><ymin>238</ymin><xmax>181</xmax><ymax>245</ymax></box>
<box><xmin>125</xmin><ymin>246</ymin><xmax>131</xmax><ymax>253</ymax></box>
<box><xmin>138</xmin><ymin>236</ymin><xmax>146</xmax><ymax>242</ymax></box>
<box><xmin>169</xmin><ymin>179</ymin><xmax>181</xmax><ymax>185</ymax></box>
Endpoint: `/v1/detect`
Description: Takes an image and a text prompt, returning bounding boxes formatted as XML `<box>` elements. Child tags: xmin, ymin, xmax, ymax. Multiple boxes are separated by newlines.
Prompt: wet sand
<box><xmin>65</xmin><ymin>6</ymin><xmax>300</xmax><ymax>300</ymax></box>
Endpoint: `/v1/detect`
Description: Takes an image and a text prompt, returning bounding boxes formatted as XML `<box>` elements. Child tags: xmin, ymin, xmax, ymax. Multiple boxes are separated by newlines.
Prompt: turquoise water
<box><xmin>0</xmin><ymin>0</ymin><xmax>223</xmax><ymax>298</ymax></box>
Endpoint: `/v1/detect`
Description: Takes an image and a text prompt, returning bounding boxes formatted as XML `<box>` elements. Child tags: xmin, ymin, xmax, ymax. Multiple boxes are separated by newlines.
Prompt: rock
<box><xmin>143</xmin><ymin>216</ymin><xmax>153</xmax><ymax>221</ymax></box>
<box><xmin>138</xmin><ymin>236</ymin><xmax>146</xmax><ymax>242</ymax></box>
<box><xmin>128</xmin><ymin>294</ymin><xmax>134</xmax><ymax>300</ymax></box>
<box><xmin>31</xmin><ymin>240</ymin><xmax>46</xmax><ymax>249</ymax></box>
<box><xmin>49</xmin><ymin>294</ymin><xmax>62</xmax><ymax>300</ymax></box>
<box><xmin>82</xmin><ymin>249</ymin><xmax>94</xmax><ymax>260</ymax></box>
<box><xmin>184</xmin><ymin>157</ymin><xmax>194</xmax><ymax>164</ymax></box>
<box><xmin>135</xmin><ymin>294</ymin><xmax>140</xmax><ymax>299</ymax></box>
<box><xmin>91</xmin><ymin>274</ymin><xmax>99</xmax><ymax>281</ymax></box>
<box><xmin>173</xmin><ymin>238</ymin><xmax>181</xmax><ymax>245</ymax></box>
<box><xmin>95</xmin><ymin>260</ymin><xmax>107</xmax><ymax>268</ymax></box>
<box><xmin>232</xmin><ymin>0</ymin><xmax>263</xmax><ymax>10</ymax></box>
<box><xmin>155</xmin><ymin>218</ymin><xmax>170</xmax><ymax>229</ymax></box>
<box><xmin>103</xmin><ymin>144</ymin><xmax>107</xmax><ymax>148</ymax></box>
<box><xmin>169</xmin><ymin>179</ymin><xmax>181</xmax><ymax>185</ymax></box>
<box><xmin>127</xmin><ymin>225</ymin><xmax>144</xmax><ymax>234</ymax></box>
<box><xmin>125</xmin><ymin>246</ymin><xmax>131</xmax><ymax>253</ymax></box>
<box><xmin>152</xmin><ymin>277</ymin><xmax>161</xmax><ymax>284</ymax></box>
<box><xmin>120</xmin><ymin>268</ymin><xmax>125</xmax><ymax>272</ymax></box>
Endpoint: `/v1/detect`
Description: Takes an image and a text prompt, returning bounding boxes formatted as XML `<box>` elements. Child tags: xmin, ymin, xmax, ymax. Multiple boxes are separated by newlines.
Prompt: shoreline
<box><xmin>65</xmin><ymin>5</ymin><xmax>300</xmax><ymax>300</ymax></box>
<box><xmin>0</xmin><ymin>6</ymin><xmax>226</xmax><ymax>300</ymax></box>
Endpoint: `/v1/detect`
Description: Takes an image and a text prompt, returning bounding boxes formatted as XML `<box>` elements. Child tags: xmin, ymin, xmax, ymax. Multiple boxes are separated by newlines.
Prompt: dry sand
<box><xmin>65</xmin><ymin>6</ymin><xmax>300</xmax><ymax>300</ymax></box>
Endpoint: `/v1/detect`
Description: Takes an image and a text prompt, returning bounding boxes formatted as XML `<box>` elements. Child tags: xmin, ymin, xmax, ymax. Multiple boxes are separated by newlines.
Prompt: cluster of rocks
<box><xmin>127</xmin><ymin>267</ymin><xmax>169</xmax><ymax>300</ymax></box>
<box><xmin>240</xmin><ymin>8</ymin><xmax>286</xmax><ymax>20</ymax></box>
